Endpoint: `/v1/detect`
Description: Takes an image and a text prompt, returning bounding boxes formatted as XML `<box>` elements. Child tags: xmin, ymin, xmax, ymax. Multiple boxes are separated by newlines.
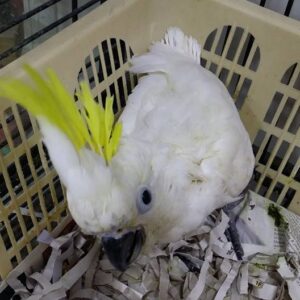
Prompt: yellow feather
<box><xmin>77</xmin><ymin>82</ymin><xmax>102</xmax><ymax>153</ymax></box>
<box><xmin>111</xmin><ymin>122</ymin><xmax>123</xmax><ymax>156</ymax></box>
<box><xmin>0</xmin><ymin>65</ymin><xmax>122</xmax><ymax>164</ymax></box>
<box><xmin>103</xmin><ymin>97</ymin><xmax>114</xmax><ymax>163</ymax></box>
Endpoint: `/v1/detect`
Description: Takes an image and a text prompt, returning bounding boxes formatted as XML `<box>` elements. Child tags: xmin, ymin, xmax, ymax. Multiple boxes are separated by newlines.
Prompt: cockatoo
<box><xmin>0</xmin><ymin>28</ymin><xmax>254</xmax><ymax>271</ymax></box>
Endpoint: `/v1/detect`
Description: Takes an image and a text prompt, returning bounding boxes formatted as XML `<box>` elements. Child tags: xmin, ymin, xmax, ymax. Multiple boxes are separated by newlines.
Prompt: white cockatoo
<box><xmin>0</xmin><ymin>27</ymin><xmax>254</xmax><ymax>270</ymax></box>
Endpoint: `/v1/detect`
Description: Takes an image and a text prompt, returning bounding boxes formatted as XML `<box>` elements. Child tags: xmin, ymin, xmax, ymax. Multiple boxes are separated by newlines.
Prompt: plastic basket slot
<box><xmin>269</xmin><ymin>181</ymin><xmax>284</xmax><ymax>202</ymax></box>
<box><xmin>281</xmin><ymin>187</ymin><xmax>296</xmax><ymax>208</ymax></box>
<box><xmin>17</xmin><ymin>105</ymin><xmax>33</xmax><ymax>140</ymax></box>
<box><xmin>19</xmin><ymin>153</ymin><xmax>34</xmax><ymax>187</ymax></box>
<box><xmin>258</xmin><ymin>175</ymin><xmax>272</xmax><ymax>197</ymax></box>
<box><xmin>42</xmin><ymin>184</ymin><xmax>55</xmax><ymax>213</ymax></box>
<box><xmin>4</xmin><ymin>107</ymin><xmax>22</xmax><ymax>148</ymax></box>
<box><xmin>7</xmin><ymin>162</ymin><xmax>23</xmax><ymax>196</ymax></box>
<box><xmin>0</xmin><ymin>223</ymin><xmax>12</xmax><ymax>250</ymax></box>
<box><xmin>270</xmin><ymin>140</ymin><xmax>289</xmax><ymax>172</ymax></box>
<box><xmin>53</xmin><ymin>176</ymin><xmax>64</xmax><ymax>203</ymax></box>
<box><xmin>0</xmin><ymin>122</ymin><xmax>10</xmax><ymax>156</ymax></box>
<box><xmin>31</xmin><ymin>193</ymin><xmax>44</xmax><ymax>223</ymax></box>
<box><xmin>30</xmin><ymin>144</ymin><xmax>45</xmax><ymax>178</ymax></box>
<box><xmin>281</xmin><ymin>62</ymin><xmax>298</xmax><ymax>86</ymax></box>
<box><xmin>282</xmin><ymin>146</ymin><xmax>299</xmax><ymax>179</ymax></box>
<box><xmin>275</xmin><ymin>97</ymin><xmax>296</xmax><ymax>130</ymax></box>
<box><xmin>0</xmin><ymin>172</ymin><xmax>10</xmax><ymax>205</ymax></box>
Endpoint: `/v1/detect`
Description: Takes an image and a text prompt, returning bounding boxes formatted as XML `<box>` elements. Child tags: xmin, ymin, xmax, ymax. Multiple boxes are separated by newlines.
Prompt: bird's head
<box><xmin>87</xmin><ymin>142</ymin><xmax>214</xmax><ymax>271</ymax></box>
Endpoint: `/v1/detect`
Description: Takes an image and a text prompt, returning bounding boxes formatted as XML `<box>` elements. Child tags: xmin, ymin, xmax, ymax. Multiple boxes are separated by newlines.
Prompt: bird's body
<box><xmin>0</xmin><ymin>27</ymin><xmax>254</xmax><ymax>268</ymax></box>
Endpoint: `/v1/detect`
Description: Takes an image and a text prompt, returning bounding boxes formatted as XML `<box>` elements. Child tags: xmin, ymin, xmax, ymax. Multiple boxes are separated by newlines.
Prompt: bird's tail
<box><xmin>130</xmin><ymin>27</ymin><xmax>201</xmax><ymax>74</ymax></box>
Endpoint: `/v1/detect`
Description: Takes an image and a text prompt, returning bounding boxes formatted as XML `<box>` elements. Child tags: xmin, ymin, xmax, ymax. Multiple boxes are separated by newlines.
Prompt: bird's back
<box><xmin>120</xmin><ymin>28</ymin><xmax>254</xmax><ymax>200</ymax></box>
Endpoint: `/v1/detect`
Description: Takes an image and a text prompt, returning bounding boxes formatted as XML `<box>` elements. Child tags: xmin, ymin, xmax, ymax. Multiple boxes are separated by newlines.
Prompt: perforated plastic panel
<box><xmin>0</xmin><ymin>0</ymin><xmax>299</xmax><ymax>281</ymax></box>
<box><xmin>76</xmin><ymin>38</ymin><xmax>137</xmax><ymax>116</ymax></box>
<box><xmin>200</xmin><ymin>24</ymin><xmax>299</xmax><ymax>211</ymax></box>
<box><xmin>0</xmin><ymin>102</ymin><xmax>67</xmax><ymax>276</ymax></box>
<box><xmin>252</xmin><ymin>63</ymin><xmax>299</xmax><ymax>207</ymax></box>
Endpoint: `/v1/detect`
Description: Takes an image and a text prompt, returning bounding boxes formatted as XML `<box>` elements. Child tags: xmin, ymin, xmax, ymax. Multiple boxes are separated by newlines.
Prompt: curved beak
<box><xmin>101</xmin><ymin>225</ymin><xmax>146</xmax><ymax>271</ymax></box>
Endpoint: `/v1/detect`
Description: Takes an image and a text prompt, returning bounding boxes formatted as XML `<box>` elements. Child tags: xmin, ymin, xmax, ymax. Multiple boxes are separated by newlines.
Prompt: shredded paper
<box><xmin>6</xmin><ymin>192</ymin><xmax>300</xmax><ymax>299</ymax></box>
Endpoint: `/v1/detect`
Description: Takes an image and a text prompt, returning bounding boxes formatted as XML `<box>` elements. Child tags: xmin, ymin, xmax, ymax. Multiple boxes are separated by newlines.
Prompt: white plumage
<box><xmin>40</xmin><ymin>27</ymin><xmax>255</xmax><ymax>250</ymax></box>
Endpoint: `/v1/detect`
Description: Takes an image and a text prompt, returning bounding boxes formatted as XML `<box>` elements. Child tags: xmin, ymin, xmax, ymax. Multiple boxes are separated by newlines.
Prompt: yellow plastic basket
<box><xmin>0</xmin><ymin>0</ymin><xmax>299</xmax><ymax>284</ymax></box>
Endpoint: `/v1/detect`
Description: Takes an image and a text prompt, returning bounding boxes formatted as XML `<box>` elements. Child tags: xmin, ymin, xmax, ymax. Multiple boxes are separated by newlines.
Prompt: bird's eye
<box><xmin>136</xmin><ymin>187</ymin><xmax>153</xmax><ymax>214</ymax></box>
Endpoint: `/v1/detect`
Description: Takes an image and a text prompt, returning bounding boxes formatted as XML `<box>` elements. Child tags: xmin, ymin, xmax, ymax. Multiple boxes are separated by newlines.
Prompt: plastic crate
<box><xmin>0</xmin><ymin>0</ymin><xmax>299</xmax><ymax>284</ymax></box>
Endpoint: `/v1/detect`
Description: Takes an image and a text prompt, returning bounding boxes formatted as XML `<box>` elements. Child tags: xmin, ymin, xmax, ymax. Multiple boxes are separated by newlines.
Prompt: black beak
<box><xmin>101</xmin><ymin>225</ymin><xmax>146</xmax><ymax>271</ymax></box>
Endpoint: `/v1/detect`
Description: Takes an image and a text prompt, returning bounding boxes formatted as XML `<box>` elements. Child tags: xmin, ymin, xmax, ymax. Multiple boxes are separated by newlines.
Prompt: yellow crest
<box><xmin>0</xmin><ymin>65</ymin><xmax>122</xmax><ymax>164</ymax></box>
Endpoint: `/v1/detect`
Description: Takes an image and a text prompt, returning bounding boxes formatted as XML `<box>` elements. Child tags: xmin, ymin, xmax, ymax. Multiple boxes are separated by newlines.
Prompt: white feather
<box><xmin>120</xmin><ymin>26</ymin><xmax>254</xmax><ymax>244</ymax></box>
<box><xmin>40</xmin><ymin>27</ymin><xmax>254</xmax><ymax>248</ymax></box>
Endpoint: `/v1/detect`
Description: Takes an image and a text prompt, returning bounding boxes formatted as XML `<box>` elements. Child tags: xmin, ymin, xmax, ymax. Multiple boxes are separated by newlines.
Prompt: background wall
<box><xmin>0</xmin><ymin>0</ymin><xmax>299</xmax><ymax>67</ymax></box>
<box><xmin>248</xmin><ymin>0</ymin><xmax>300</xmax><ymax>20</ymax></box>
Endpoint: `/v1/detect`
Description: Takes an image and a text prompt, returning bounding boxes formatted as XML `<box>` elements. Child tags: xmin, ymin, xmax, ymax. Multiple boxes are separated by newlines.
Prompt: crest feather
<box><xmin>0</xmin><ymin>65</ymin><xmax>122</xmax><ymax>164</ymax></box>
